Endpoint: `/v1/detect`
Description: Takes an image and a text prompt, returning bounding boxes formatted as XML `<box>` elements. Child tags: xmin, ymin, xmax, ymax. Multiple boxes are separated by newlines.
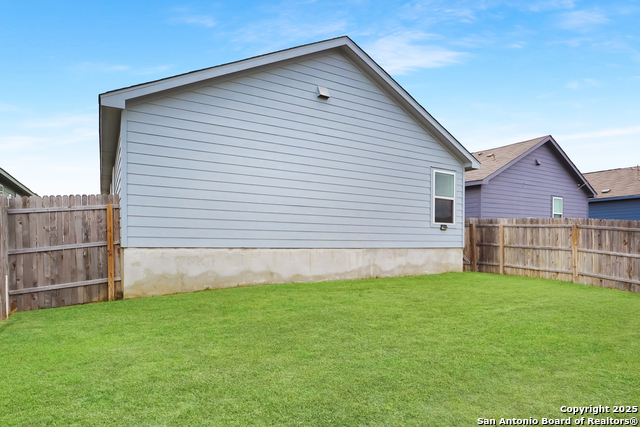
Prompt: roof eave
<box><xmin>100</xmin><ymin>37</ymin><xmax>353</xmax><ymax>110</ymax></box>
<box><xmin>0</xmin><ymin>167</ymin><xmax>37</xmax><ymax>197</ymax></box>
<box><xmin>544</xmin><ymin>135</ymin><xmax>597</xmax><ymax>197</ymax></box>
<box><xmin>589</xmin><ymin>194</ymin><xmax>640</xmax><ymax>202</ymax></box>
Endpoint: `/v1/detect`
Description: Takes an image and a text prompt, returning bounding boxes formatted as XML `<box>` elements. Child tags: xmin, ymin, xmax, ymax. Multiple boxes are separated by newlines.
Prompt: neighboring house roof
<box><xmin>584</xmin><ymin>167</ymin><xmax>640</xmax><ymax>201</ymax></box>
<box><xmin>0</xmin><ymin>167</ymin><xmax>37</xmax><ymax>197</ymax></box>
<box><xmin>464</xmin><ymin>135</ymin><xmax>596</xmax><ymax>197</ymax></box>
<box><xmin>99</xmin><ymin>36</ymin><xmax>479</xmax><ymax>194</ymax></box>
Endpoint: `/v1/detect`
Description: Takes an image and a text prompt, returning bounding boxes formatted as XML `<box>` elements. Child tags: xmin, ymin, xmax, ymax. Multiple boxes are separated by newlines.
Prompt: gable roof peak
<box><xmin>99</xmin><ymin>36</ymin><xmax>479</xmax><ymax>193</ymax></box>
<box><xmin>465</xmin><ymin>134</ymin><xmax>595</xmax><ymax>197</ymax></box>
<box><xmin>466</xmin><ymin>136</ymin><xmax>550</xmax><ymax>182</ymax></box>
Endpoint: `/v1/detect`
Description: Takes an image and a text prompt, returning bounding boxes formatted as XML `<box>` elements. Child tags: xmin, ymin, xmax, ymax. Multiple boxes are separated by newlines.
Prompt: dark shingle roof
<box><xmin>465</xmin><ymin>136</ymin><xmax>549</xmax><ymax>182</ymax></box>
<box><xmin>584</xmin><ymin>167</ymin><xmax>640</xmax><ymax>199</ymax></box>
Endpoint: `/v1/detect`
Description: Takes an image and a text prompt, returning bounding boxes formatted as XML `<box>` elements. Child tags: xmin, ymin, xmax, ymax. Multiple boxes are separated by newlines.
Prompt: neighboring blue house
<box><xmin>584</xmin><ymin>167</ymin><xmax>640</xmax><ymax>220</ymax></box>
<box><xmin>465</xmin><ymin>135</ymin><xmax>595</xmax><ymax>218</ymax></box>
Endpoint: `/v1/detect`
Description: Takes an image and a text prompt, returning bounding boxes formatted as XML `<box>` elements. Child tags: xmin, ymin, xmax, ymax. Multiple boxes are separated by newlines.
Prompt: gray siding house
<box><xmin>465</xmin><ymin>136</ymin><xmax>595</xmax><ymax>218</ymax></box>
<box><xmin>99</xmin><ymin>36</ymin><xmax>479</xmax><ymax>298</ymax></box>
<box><xmin>0</xmin><ymin>167</ymin><xmax>37</xmax><ymax>198</ymax></box>
<box><xmin>584</xmin><ymin>167</ymin><xmax>640</xmax><ymax>220</ymax></box>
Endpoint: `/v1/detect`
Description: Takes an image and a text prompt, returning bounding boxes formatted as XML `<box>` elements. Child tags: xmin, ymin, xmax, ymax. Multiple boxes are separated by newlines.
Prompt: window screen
<box><xmin>552</xmin><ymin>197</ymin><xmax>563</xmax><ymax>218</ymax></box>
<box><xmin>434</xmin><ymin>171</ymin><xmax>455</xmax><ymax>224</ymax></box>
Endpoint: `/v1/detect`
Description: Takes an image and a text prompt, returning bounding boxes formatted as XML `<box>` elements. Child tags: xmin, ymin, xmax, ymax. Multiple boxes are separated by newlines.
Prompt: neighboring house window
<box><xmin>552</xmin><ymin>197</ymin><xmax>563</xmax><ymax>218</ymax></box>
<box><xmin>433</xmin><ymin>170</ymin><xmax>455</xmax><ymax>224</ymax></box>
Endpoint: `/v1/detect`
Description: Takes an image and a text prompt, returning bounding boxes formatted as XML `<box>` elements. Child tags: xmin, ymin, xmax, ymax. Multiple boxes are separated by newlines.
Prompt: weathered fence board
<box><xmin>0</xmin><ymin>196</ymin><xmax>9</xmax><ymax>321</ymax></box>
<box><xmin>0</xmin><ymin>194</ymin><xmax>122</xmax><ymax>319</ymax></box>
<box><xmin>465</xmin><ymin>218</ymin><xmax>640</xmax><ymax>293</ymax></box>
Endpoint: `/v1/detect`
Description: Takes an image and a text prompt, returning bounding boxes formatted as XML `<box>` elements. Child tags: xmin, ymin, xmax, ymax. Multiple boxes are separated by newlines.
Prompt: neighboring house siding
<box><xmin>465</xmin><ymin>185</ymin><xmax>481</xmax><ymax>218</ymax></box>
<box><xmin>589</xmin><ymin>198</ymin><xmax>640</xmax><ymax>220</ymax></box>
<box><xmin>0</xmin><ymin>181</ymin><xmax>18</xmax><ymax>197</ymax></box>
<box><xmin>0</xmin><ymin>176</ymin><xmax>33</xmax><ymax>198</ymax></box>
<box><xmin>479</xmin><ymin>142</ymin><xmax>588</xmax><ymax>218</ymax></box>
<box><xmin>122</xmin><ymin>52</ymin><xmax>464</xmax><ymax>248</ymax></box>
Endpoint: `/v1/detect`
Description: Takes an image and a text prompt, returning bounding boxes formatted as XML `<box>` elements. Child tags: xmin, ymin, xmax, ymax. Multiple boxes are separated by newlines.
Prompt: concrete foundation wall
<box><xmin>123</xmin><ymin>247</ymin><xmax>462</xmax><ymax>298</ymax></box>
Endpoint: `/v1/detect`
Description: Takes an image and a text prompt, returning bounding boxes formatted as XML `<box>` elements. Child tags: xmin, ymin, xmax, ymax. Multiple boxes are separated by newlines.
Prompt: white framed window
<box><xmin>552</xmin><ymin>196</ymin><xmax>563</xmax><ymax>218</ymax></box>
<box><xmin>433</xmin><ymin>169</ymin><xmax>456</xmax><ymax>225</ymax></box>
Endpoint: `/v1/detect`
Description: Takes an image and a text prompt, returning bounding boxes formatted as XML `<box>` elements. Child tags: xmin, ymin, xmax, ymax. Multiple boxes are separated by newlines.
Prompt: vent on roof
<box><xmin>602</xmin><ymin>189</ymin><xmax>611</xmax><ymax>193</ymax></box>
<box><xmin>486</xmin><ymin>153</ymin><xmax>495</xmax><ymax>160</ymax></box>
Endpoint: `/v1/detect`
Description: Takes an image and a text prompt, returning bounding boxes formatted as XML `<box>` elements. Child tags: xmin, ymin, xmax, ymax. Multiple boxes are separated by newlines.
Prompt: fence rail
<box><xmin>0</xmin><ymin>194</ymin><xmax>121</xmax><ymax>321</ymax></box>
<box><xmin>464</xmin><ymin>218</ymin><xmax>640</xmax><ymax>293</ymax></box>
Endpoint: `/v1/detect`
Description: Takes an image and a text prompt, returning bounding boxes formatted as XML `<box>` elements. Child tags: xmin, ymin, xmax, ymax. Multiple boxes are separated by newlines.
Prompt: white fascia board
<box><xmin>100</xmin><ymin>37</ymin><xmax>350</xmax><ymax>110</ymax></box>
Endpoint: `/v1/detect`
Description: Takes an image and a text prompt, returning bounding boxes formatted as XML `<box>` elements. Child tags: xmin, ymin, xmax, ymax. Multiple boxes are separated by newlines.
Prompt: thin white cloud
<box><xmin>451</xmin><ymin>33</ymin><xmax>496</xmax><ymax>48</ymax></box>
<box><xmin>400</xmin><ymin>1</ymin><xmax>479</xmax><ymax>24</ymax></box>
<box><xmin>21</xmin><ymin>114</ymin><xmax>94</xmax><ymax>129</ymax></box>
<box><xmin>0</xmin><ymin>103</ymin><xmax>26</xmax><ymax>113</ymax></box>
<box><xmin>558</xmin><ymin>125</ymin><xmax>640</xmax><ymax>140</ymax></box>
<box><xmin>549</xmin><ymin>36</ymin><xmax>591</xmax><ymax>47</ymax></box>
<box><xmin>133</xmin><ymin>65</ymin><xmax>172</xmax><ymax>75</ymax></box>
<box><xmin>402</xmin><ymin>0</ymin><xmax>574</xmax><ymax>23</ymax></box>
<box><xmin>68</xmin><ymin>62</ymin><xmax>130</xmax><ymax>73</ymax></box>
<box><xmin>68</xmin><ymin>62</ymin><xmax>131</xmax><ymax>73</ymax></box>
<box><xmin>558</xmin><ymin>10</ymin><xmax>609</xmax><ymax>30</ymax></box>
<box><xmin>526</xmin><ymin>0</ymin><xmax>576</xmax><ymax>12</ymax></box>
<box><xmin>0</xmin><ymin>136</ymin><xmax>48</xmax><ymax>151</ymax></box>
<box><xmin>175</xmin><ymin>15</ymin><xmax>216</xmax><ymax>27</ymax></box>
<box><xmin>367</xmin><ymin>32</ymin><xmax>467</xmax><ymax>74</ymax></box>
<box><xmin>67</xmin><ymin>62</ymin><xmax>171</xmax><ymax>75</ymax></box>
<box><xmin>169</xmin><ymin>7</ymin><xmax>216</xmax><ymax>27</ymax></box>
<box><xmin>565</xmin><ymin>78</ymin><xmax>600</xmax><ymax>90</ymax></box>
<box><xmin>506</xmin><ymin>42</ymin><xmax>526</xmax><ymax>48</ymax></box>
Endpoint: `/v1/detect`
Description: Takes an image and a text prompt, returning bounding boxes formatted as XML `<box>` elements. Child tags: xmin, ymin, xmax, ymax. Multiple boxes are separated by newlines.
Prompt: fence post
<box><xmin>107</xmin><ymin>203</ymin><xmax>114</xmax><ymax>302</ymax></box>
<box><xmin>0</xmin><ymin>196</ymin><xmax>7</xmax><ymax>321</ymax></box>
<box><xmin>571</xmin><ymin>224</ymin><xmax>579</xmax><ymax>283</ymax></box>
<box><xmin>499</xmin><ymin>224</ymin><xmax>505</xmax><ymax>275</ymax></box>
<box><xmin>470</xmin><ymin>223</ymin><xmax>477</xmax><ymax>272</ymax></box>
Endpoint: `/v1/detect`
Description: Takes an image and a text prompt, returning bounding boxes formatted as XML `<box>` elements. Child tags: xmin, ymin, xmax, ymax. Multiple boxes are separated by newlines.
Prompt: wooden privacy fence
<box><xmin>464</xmin><ymin>217</ymin><xmax>640</xmax><ymax>293</ymax></box>
<box><xmin>0</xmin><ymin>194</ymin><xmax>121</xmax><ymax>321</ymax></box>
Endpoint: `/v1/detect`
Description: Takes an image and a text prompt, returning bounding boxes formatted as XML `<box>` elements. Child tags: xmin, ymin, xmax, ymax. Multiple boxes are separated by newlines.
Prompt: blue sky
<box><xmin>1</xmin><ymin>0</ymin><xmax>639</xmax><ymax>195</ymax></box>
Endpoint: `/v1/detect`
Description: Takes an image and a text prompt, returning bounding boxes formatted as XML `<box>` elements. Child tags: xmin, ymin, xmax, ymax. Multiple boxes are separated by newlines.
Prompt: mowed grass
<box><xmin>1</xmin><ymin>272</ymin><xmax>639</xmax><ymax>426</ymax></box>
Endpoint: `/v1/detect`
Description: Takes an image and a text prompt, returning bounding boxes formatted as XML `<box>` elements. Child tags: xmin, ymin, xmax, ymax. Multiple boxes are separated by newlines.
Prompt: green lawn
<box><xmin>1</xmin><ymin>272</ymin><xmax>639</xmax><ymax>426</ymax></box>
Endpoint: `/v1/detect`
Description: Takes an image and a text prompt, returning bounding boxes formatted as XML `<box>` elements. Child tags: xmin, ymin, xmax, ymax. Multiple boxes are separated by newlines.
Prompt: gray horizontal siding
<box><xmin>465</xmin><ymin>185</ymin><xmax>481</xmax><ymax>218</ymax></box>
<box><xmin>480</xmin><ymin>142</ymin><xmax>588</xmax><ymax>218</ymax></box>
<box><xmin>589</xmin><ymin>198</ymin><xmax>640</xmax><ymax>220</ymax></box>
<box><xmin>124</xmin><ymin>51</ymin><xmax>464</xmax><ymax>248</ymax></box>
